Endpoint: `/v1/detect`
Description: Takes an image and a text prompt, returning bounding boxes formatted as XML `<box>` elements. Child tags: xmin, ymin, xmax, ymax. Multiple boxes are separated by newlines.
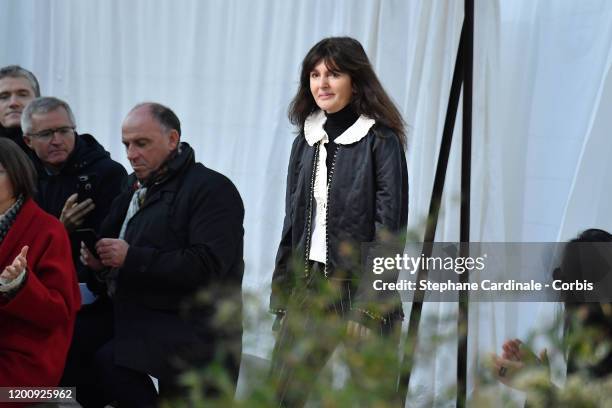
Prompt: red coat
<box><xmin>0</xmin><ymin>199</ymin><xmax>81</xmax><ymax>392</ymax></box>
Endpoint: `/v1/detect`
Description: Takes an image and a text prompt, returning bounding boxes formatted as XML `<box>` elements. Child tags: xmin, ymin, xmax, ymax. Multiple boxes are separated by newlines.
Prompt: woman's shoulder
<box><xmin>369</xmin><ymin>123</ymin><xmax>404</xmax><ymax>149</ymax></box>
<box><xmin>289</xmin><ymin>132</ymin><xmax>311</xmax><ymax>156</ymax></box>
<box><xmin>21</xmin><ymin>199</ymin><xmax>66</xmax><ymax>233</ymax></box>
<box><xmin>370</xmin><ymin>122</ymin><xmax>398</xmax><ymax>138</ymax></box>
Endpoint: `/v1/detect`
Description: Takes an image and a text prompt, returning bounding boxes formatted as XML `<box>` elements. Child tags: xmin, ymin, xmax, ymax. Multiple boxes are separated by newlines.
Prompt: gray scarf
<box><xmin>105</xmin><ymin>186</ymin><xmax>147</xmax><ymax>297</ymax></box>
<box><xmin>0</xmin><ymin>196</ymin><xmax>24</xmax><ymax>245</ymax></box>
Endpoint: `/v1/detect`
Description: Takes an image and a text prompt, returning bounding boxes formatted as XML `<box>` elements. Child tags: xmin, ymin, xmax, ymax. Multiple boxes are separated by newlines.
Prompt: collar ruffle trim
<box><xmin>304</xmin><ymin>110</ymin><xmax>375</xmax><ymax>146</ymax></box>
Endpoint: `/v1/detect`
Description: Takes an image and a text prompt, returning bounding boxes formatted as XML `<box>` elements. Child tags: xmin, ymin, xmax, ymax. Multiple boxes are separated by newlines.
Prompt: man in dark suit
<box><xmin>75</xmin><ymin>102</ymin><xmax>244</xmax><ymax>407</ymax></box>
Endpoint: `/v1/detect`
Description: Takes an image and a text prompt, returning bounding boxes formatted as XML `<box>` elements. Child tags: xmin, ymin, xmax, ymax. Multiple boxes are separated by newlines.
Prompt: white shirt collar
<box><xmin>304</xmin><ymin>110</ymin><xmax>376</xmax><ymax>146</ymax></box>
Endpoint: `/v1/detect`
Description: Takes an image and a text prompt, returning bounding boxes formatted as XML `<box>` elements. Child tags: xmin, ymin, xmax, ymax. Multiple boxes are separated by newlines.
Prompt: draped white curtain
<box><xmin>2</xmin><ymin>0</ymin><xmax>611</xmax><ymax>405</ymax></box>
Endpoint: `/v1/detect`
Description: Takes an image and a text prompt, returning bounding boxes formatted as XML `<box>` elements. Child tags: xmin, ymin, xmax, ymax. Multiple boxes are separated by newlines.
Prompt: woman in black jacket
<box><xmin>270</xmin><ymin>37</ymin><xmax>408</xmax><ymax>407</ymax></box>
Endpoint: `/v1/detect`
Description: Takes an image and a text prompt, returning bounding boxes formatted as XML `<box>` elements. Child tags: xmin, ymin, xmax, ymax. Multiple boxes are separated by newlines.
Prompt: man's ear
<box><xmin>169</xmin><ymin>129</ymin><xmax>180</xmax><ymax>149</ymax></box>
<box><xmin>23</xmin><ymin>134</ymin><xmax>33</xmax><ymax>149</ymax></box>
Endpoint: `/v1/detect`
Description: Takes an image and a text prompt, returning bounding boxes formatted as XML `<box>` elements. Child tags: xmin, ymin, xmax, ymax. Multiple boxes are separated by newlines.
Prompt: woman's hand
<box><xmin>80</xmin><ymin>242</ymin><xmax>104</xmax><ymax>271</ymax></box>
<box><xmin>491</xmin><ymin>338</ymin><xmax>549</xmax><ymax>390</ymax></box>
<box><xmin>502</xmin><ymin>338</ymin><xmax>547</xmax><ymax>366</ymax></box>
<box><xmin>491</xmin><ymin>353</ymin><xmax>528</xmax><ymax>388</ymax></box>
<box><xmin>0</xmin><ymin>246</ymin><xmax>28</xmax><ymax>283</ymax></box>
<box><xmin>347</xmin><ymin>320</ymin><xmax>372</xmax><ymax>339</ymax></box>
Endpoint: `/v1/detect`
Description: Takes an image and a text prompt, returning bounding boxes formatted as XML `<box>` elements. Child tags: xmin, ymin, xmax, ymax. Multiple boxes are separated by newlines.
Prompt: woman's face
<box><xmin>309</xmin><ymin>60</ymin><xmax>353</xmax><ymax>113</ymax></box>
<box><xmin>0</xmin><ymin>162</ymin><xmax>15</xmax><ymax>213</ymax></box>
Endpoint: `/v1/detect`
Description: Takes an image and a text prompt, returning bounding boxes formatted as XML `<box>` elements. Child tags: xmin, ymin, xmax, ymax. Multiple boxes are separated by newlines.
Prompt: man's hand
<box><xmin>96</xmin><ymin>239</ymin><xmax>129</xmax><ymax>268</ymax></box>
<box><xmin>0</xmin><ymin>246</ymin><xmax>28</xmax><ymax>282</ymax></box>
<box><xmin>60</xmin><ymin>193</ymin><xmax>95</xmax><ymax>232</ymax></box>
<box><xmin>80</xmin><ymin>242</ymin><xmax>104</xmax><ymax>271</ymax></box>
<box><xmin>347</xmin><ymin>320</ymin><xmax>372</xmax><ymax>339</ymax></box>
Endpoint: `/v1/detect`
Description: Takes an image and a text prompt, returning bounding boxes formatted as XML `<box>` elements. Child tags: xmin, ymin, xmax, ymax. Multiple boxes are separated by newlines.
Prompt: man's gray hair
<box><xmin>21</xmin><ymin>97</ymin><xmax>77</xmax><ymax>134</ymax></box>
<box><xmin>0</xmin><ymin>65</ymin><xmax>41</xmax><ymax>97</ymax></box>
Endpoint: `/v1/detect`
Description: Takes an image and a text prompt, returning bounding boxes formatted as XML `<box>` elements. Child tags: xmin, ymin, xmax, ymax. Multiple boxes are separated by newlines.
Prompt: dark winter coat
<box><xmin>33</xmin><ymin>133</ymin><xmax>127</xmax><ymax>285</ymax></box>
<box><xmin>99</xmin><ymin>142</ymin><xmax>244</xmax><ymax>383</ymax></box>
<box><xmin>270</xmin><ymin>111</ymin><xmax>408</xmax><ymax>329</ymax></box>
<box><xmin>0</xmin><ymin>199</ymin><xmax>81</xmax><ymax>392</ymax></box>
<box><xmin>0</xmin><ymin>125</ymin><xmax>30</xmax><ymax>155</ymax></box>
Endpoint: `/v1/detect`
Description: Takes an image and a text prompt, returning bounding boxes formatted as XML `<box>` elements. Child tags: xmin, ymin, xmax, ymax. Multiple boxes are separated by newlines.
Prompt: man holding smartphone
<box><xmin>20</xmin><ymin>97</ymin><xmax>127</xmax><ymax>286</ymax></box>
<box><xmin>72</xmin><ymin>102</ymin><xmax>244</xmax><ymax>407</ymax></box>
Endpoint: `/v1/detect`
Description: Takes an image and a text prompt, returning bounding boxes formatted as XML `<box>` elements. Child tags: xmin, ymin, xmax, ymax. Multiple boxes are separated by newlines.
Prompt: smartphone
<box><xmin>76</xmin><ymin>174</ymin><xmax>97</xmax><ymax>204</ymax></box>
<box><xmin>74</xmin><ymin>228</ymin><xmax>100</xmax><ymax>259</ymax></box>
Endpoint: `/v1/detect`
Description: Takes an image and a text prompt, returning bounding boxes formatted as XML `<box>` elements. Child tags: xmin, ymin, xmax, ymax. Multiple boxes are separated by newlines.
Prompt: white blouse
<box><xmin>303</xmin><ymin>110</ymin><xmax>375</xmax><ymax>264</ymax></box>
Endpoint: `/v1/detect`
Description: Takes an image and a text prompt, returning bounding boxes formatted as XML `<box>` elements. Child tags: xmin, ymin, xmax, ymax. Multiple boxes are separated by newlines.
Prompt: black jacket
<box><xmin>270</xmin><ymin>118</ymin><xmax>408</xmax><ymax>328</ymax></box>
<box><xmin>33</xmin><ymin>133</ymin><xmax>127</xmax><ymax>284</ymax></box>
<box><xmin>99</xmin><ymin>142</ymin><xmax>244</xmax><ymax>382</ymax></box>
<box><xmin>0</xmin><ymin>125</ymin><xmax>31</xmax><ymax>154</ymax></box>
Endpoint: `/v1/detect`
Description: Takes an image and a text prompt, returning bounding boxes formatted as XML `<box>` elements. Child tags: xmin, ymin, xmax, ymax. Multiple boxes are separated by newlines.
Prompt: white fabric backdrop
<box><xmin>2</xmin><ymin>0</ymin><xmax>611</xmax><ymax>405</ymax></box>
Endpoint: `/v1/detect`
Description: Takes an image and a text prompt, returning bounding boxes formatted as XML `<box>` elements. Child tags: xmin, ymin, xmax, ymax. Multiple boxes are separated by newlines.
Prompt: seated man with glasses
<box><xmin>21</xmin><ymin>97</ymin><xmax>127</xmax><ymax>294</ymax></box>
<box><xmin>21</xmin><ymin>97</ymin><xmax>127</xmax><ymax>393</ymax></box>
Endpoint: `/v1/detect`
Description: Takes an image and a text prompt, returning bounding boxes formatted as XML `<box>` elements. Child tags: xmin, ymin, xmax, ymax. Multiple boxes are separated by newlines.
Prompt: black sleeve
<box><xmin>84</xmin><ymin>183</ymin><xmax>133</xmax><ymax>296</ymax></box>
<box><xmin>269</xmin><ymin>136</ymin><xmax>302</xmax><ymax>313</ymax></box>
<box><xmin>350</xmin><ymin>132</ymin><xmax>408</xmax><ymax>329</ymax></box>
<box><xmin>79</xmin><ymin>162</ymin><xmax>128</xmax><ymax>292</ymax></box>
<box><xmin>90</xmin><ymin>161</ymin><xmax>129</xmax><ymax>232</ymax></box>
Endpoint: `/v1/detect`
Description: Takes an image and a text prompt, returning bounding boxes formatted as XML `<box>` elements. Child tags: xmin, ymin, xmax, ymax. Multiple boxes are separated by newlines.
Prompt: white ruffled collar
<box><xmin>303</xmin><ymin>110</ymin><xmax>375</xmax><ymax>146</ymax></box>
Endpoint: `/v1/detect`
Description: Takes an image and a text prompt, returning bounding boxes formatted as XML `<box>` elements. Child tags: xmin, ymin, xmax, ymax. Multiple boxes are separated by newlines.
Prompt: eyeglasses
<box><xmin>28</xmin><ymin>126</ymin><xmax>75</xmax><ymax>141</ymax></box>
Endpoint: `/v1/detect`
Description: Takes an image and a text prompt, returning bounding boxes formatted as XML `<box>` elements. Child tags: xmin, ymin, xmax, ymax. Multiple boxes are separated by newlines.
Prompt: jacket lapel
<box><xmin>0</xmin><ymin>200</ymin><xmax>35</xmax><ymax>267</ymax></box>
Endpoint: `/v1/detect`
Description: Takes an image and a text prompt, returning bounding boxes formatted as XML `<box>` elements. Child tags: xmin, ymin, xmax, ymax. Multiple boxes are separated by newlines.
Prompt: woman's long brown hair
<box><xmin>288</xmin><ymin>37</ymin><xmax>406</xmax><ymax>149</ymax></box>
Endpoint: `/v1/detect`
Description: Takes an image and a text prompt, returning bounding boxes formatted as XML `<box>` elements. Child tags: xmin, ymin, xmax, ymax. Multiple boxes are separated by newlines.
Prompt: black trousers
<box><xmin>61</xmin><ymin>297</ymin><xmax>242</xmax><ymax>407</ymax></box>
<box><xmin>60</xmin><ymin>297</ymin><xmax>157</xmax><ymax>408</ymax></box>
<box><xmin>90</xmin><ymin>340</ymin><xmax>158</xmax><ymax>407</ymax></box>
<box><xmin>270</xmin><ymin>262</ymin><xmax>402</xmax><ymax>407</ymax></box>
<box><xmin>60</xmin><ymin>296</ymin><xmax>113</xmax><ymax>407</ymax></box>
